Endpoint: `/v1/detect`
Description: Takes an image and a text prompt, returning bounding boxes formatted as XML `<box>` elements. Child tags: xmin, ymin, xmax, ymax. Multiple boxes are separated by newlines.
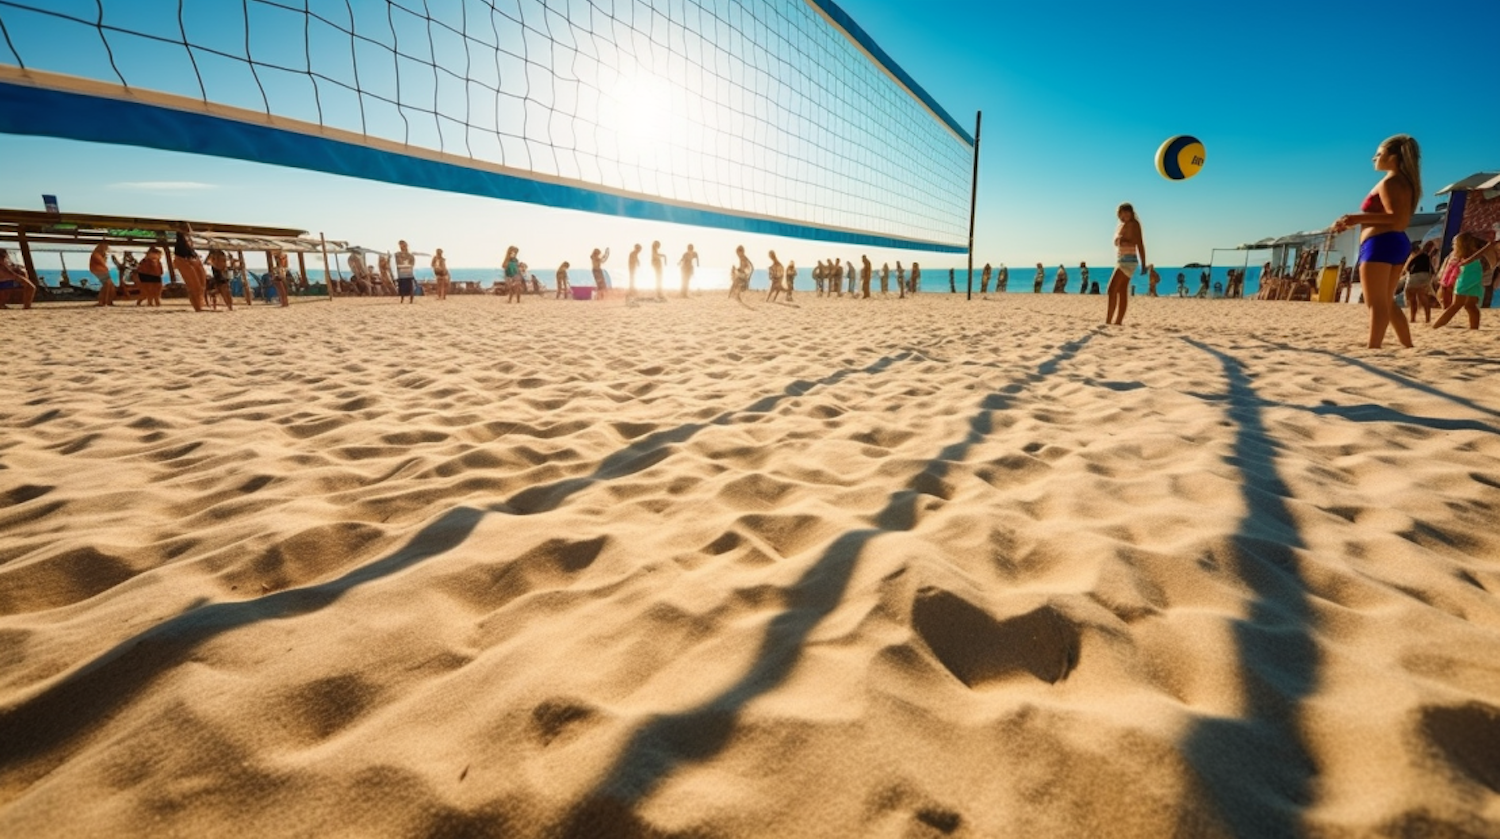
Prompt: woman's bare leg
<box><xmin>1360</xmin><ymin>262</ymin><xmax>1411</xmax><ymax>347</ymax></box>
<box><xmin>1106</xmin><ymin>269</ymin><xmax>1129</xmax><ymax>324</ymax></box>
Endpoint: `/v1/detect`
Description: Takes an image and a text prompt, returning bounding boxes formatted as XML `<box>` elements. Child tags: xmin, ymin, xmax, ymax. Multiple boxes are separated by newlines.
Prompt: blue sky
<box><xmin>2</xmin><ymin>0</ymin><xmax>1497</xmax><ymax>273</ymax></box>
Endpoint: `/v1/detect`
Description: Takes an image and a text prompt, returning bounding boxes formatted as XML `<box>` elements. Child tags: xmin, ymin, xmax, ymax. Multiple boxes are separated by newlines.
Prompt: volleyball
<box><xmin>1156</xmin><ymin>135</ymin><xmax>1206</xmax><ymax>181</ymax></box>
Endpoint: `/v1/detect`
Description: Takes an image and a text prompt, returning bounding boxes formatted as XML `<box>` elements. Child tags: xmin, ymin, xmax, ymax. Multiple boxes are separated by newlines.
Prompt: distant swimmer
<box><xmin>678</xmin><ymin>244</ymin><xmax>697</xmax><ymax>298</ymax></box>
<box><xmin>1108</xmin><ymin>203</ymin><xmax>1145</xmax><ymax>325</ymax></box>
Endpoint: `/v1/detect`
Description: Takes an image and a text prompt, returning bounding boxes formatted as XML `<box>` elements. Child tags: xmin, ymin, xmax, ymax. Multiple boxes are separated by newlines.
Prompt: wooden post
<box><xmin>296</xmin><ymin>250</ymin><xmax>308</xmax><ymax>297</ymax></box>
<box><xmin>16</xmin><ymin>227</ymin><xmax>40</xmax><ymax>295</ymax></box>
<box><xmin>319</xmin><ymin>233</ymin><xmax>336</xmax><ymax>299</ymax></box>
<box><xmin>237</xmin><ymin>249</ymin><xmax>252</xmax><ymax>304</ymax></box>
<box><xmin>161</xmin><ymin>240</ymin><xmax>180</xmax><ymax>302</ymax></box>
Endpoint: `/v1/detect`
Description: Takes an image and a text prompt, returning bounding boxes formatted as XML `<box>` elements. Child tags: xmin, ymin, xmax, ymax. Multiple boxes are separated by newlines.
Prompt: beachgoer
<box><xmin>134</xmin><ymin>246</ymin><xmax>165</xmax><ymax>307</ymax></box>
<box><xmin>588</xmin><ymin>247</ymin><xmax>610</xmax><ymax>300</ymax></box>
<box><xmin>395</xmin><ymin>240</ymin><xmax>417</xmax><ymax>304</ymax></box>
<box><xmin>1054</xmin><ymin>264</ymin><xmax>1068</xmax><ymax>294</ymax></box>
<box><xmin>651</xmin><ymin>241</ymin><xmax>666</xmax><ymax>300</ymax></box>
<box><xmin>347</xmin><ymin>252</ymin><xmax>371</xmax><ymax>296</ymax></box>
<box><xmin>1107</xmin><ymin>203</ymin><xmax>1145</xmax><ymax>324</ymax></box>
<box><xmin>846</xmin><ymin>261</ymin><xmax>857</xmax><ymax>296</ymax></box>
<box><xmin>858</xmin><ymin>256</ymin><xmax>871</xmax><ymax>299</ymax></box>
<box><xmin>173</xmin><ymin>227</ymin><xmax>208</xmax><ymax>311</ymax></box>
<box><xmin>627</xmin><ymin>243</ymin><xmax>642</xmax><ymax>298</ymax></box>
<box><xmin>205</xmin><ymin>248</ymin><xmax>234</xmax><ymax>310</ymax></box>
<box><xmin>504</xmin><ymin>246</ymin><xmax>523</xmax><ymax>303</ymax></box>
<box><xmin>1403</xmin><ymin>242</ymin><xmax>1436</xmax><ymax>322</ymax></box>
<box><xmin>767</xmin><ymin>250</ymin><xmax>786</xmax><ymax>303</ymax></box>
<box><xmin>949</xmin><ymin>268</ymin><xmax>956</xmax><ymax>294</ymax></box>
<box><xmin>88</xmin><ymin>241</ymin><xmax>115</xmax><ymax>307</ymax></box>
<box><xmin>996</xmin><ymin>263</ymin><xmax>1007</xmax><ymax>294</ymax></box>
<box><xmin>980</xmin><ymin>263</ymin><xmax>992</xmax><ymax>296</ymax></box>
<box><xmin>1033</xmin><ymin>264</ymin><xmax>1044</xmax><ymax>294</ymax></box>
<box><xmin>1147</xmin><ymin>264</ymin><xmax>1160</xmax><ymax>297</ymax></box>
<box><xmin>1331</xmin><ymin>134</ymin><xmax>1421</xmax><ymax>348</ymax></box>
<box><xmin>1432</xmin><ymin>233</ymin><xmax>1495</xmax><ymax>330</ymax></box>
<box><xmin>555</xmin><ymin>261</ymin><xmax>571</xmax><ymax>298</ymax></box>
<box><xmin>432</xmin><ymin>249</ymin><xmax>450</xmax><ymax>300</ymax></box>
<box><xmin>1176</xmin><ymin>273</ymin><xmax>1187</xmax><ymax>297</ymax></box>
<box><xmin>678</xmin><ymin>244</ymin><xmax>697</xmax><ymax>298</ymax></box>
<box><xmin>377</xmin><ymin>253</ymin><xmax>395</xmax><ymax>296</ymax></box>
<box><xmin>910</xmin><ymin>263</ymin><xmax>921</xmax><ymax>296</ymax></box>
<box><xmin>730</xmin><ymin>246</ymin><xmax>753</xmax><ymax>301</ymax></box>
<box><xmin>1197</xmin><ymin>271</ymin><xmax>1210</xmax><ymax>299</ymax></box>
<box><xmin>1079</xmin><ymin>261</ymin><xmax>1091</xmax><ymax>295</ymax></box>
<box><xmin>0</xmin><ymin>248</ymin><xmax>36</xmax><ymax>309</ymax></box>
<box><xmin>113</xmin><ymin>250</ymin><xmax>140</xmax><ymax>304</ymax></box>
<box><xmin>895</xmin><ymin>262</ymin><xmax>906</xmax><ymax>299</ymax></box>
<box><xmin>878</xmin><ymin>262</ymin><xmax>888</xmax><ymax>297</ymax></box>
<box><xmin>271</xmin><ymin>249</ymin><xmax>292</xmax><ymax>307</ymax></box>
<box><xmin>785</xmin><ymin>261</ymin><xmax>797</xmax><ymax>302</ymax></box>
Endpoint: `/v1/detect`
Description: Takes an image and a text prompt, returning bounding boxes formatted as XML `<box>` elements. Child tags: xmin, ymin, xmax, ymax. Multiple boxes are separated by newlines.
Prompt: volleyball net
<box><xmin>0</xmin><ymin>0</ymin><xmax>973</xmax><ymax>252</ymax></box>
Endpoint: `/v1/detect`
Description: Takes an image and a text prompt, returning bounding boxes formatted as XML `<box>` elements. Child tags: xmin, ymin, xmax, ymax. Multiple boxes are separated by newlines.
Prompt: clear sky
<box><xmin>2</xmin><ymin>0</ymin><xmax>1497</xmax><ymax>274</ymax></box>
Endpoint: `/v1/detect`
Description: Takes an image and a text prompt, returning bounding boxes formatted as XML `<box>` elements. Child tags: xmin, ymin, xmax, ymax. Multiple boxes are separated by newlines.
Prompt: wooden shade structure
<box><xmin>0</xmin><ymin>209</ymin><xmax>345</xmax><ymax>300</ymax></box>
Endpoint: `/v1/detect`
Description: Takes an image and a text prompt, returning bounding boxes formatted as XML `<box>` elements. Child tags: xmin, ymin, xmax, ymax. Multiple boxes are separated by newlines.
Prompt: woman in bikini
<box><xmin>432</xmin><ymin>248</ymin><xmax>450</xmax><ymax>300</ymax></box>
<box><xmin>206</xmin><ymin>248</ymin><xmax>235</xmax><ymax>310</ymax></box>
<box><xmin>135</xmin><ymin>246</ymin><xmax>165</xmax><ymax>307</ymax></box>
<box><xmin>590</xmin><ymin>247</ymin><xmax>610</xmax><ymax>300</ymax></box>
<box><xmin>1332</xmin><ymin>135</ymin><xmax>1421</xmax><ymax>348</ymax></box>
<box><xmin>1108</xmin><ymin>202</ymin><xmax>1146</xmax><ymax>325</ymax></box>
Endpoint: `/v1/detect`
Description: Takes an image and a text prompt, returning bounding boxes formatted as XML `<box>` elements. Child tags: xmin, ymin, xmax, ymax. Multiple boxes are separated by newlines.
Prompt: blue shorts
<box><xmin>0</xmin><ymin>280</ymin><xmax>18</xmax><ymax>291</ymax></box>
<box><xmin>1358</xmin><ymin>231</ymin><xmax>1411</xmax><ymax>265</ymax></box>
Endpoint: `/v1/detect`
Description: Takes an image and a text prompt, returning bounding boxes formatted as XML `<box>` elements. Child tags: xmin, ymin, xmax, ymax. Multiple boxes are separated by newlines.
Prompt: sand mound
<box><xmin>2</xmin><ymin>293</ymin><xmax>1499</xmax><ymax>837</ymax></box>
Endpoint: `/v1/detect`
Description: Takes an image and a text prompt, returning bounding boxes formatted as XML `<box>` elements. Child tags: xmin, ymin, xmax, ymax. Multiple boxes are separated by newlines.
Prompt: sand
<box><xmin>2</xmin><ymin>291</ymin><xmax>1499</xmax><ymax>838</ymax></box>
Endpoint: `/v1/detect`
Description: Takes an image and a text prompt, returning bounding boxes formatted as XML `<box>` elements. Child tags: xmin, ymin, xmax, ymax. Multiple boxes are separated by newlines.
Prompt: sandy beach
<box><xmin>2</xmin><ymin>292</ymin><xmax>1499</xmax><ymax>837</ymax></box>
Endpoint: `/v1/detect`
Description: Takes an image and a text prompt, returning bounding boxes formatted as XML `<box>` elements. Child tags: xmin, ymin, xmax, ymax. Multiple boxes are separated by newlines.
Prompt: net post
<box><xmin>319</xmin><ymin>233</ymin><xmax>337</xmax><ymax>300</ymax></box>
<box><xmin>966</xmin><ymin>110</ymin><xmax>982</xmax><ymax>301</ymax></box>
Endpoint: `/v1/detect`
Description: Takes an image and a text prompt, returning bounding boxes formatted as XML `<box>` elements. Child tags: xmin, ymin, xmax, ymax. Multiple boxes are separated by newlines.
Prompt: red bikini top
<box><xmin>1361</xmin><ymin>191</ymin><xmax>1384</xmax><ymax>213</ymax></box>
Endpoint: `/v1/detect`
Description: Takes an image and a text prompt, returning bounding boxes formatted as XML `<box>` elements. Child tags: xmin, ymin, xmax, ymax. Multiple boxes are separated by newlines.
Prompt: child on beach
<box><xmin>1431</xmin><ymin>233</ymin><xmax>1495</xmax><ymax>330</ymax></box>
<box><xmin>206</xmin><ymin>249</ymin><xmax>234</xmax><ymax>310</ymax></box>
<box><xmin>1403</xmin><ymin>242</ymin><xmax>1437</xmax><ymax>323</ymax></box>
<box><xmin>555</xmin><ymin>262</ymin><xmax>571</xmax><ymax>298</ymax></box>
<box><xmin>504</xmin><ymin>247</ymin><xmax>523</xmax><ymax>304</ymax></box>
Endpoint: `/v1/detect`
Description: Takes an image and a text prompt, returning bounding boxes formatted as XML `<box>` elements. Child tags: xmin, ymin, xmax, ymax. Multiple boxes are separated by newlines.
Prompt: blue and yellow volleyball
<box><xmin>1156</xmin><ymin>135</ymin><xmax>1206</xmax><ymax>181</ymax></box>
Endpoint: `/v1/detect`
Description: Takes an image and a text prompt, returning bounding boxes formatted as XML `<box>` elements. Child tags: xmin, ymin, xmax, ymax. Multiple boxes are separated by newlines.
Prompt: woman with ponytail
<box><xmin>1332</xmin><ymin>135</ymin><xmax>1422</xmax><ymax>348</ymax></box>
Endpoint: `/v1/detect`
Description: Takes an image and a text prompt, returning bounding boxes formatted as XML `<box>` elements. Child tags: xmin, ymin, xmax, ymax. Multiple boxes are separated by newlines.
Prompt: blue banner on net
<box><xmin>0</xmin><ymin>79</ymin><xmax>968</xmax><ymax>255</ymax></box>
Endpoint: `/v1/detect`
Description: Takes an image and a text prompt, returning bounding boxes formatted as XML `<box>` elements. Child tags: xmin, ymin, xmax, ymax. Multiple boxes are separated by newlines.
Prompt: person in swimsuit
<box><xmin>272</xmin><ymin>249</ymin><xmax>292</xmax><ymax>307</ymax></box>
<box><xmin>766</xmin><ymin>250</ymin><xmax>786</xmax><ymax>303</ymax></box>
<box><xmin>996</xmin><ymin>263</ymin><xmax>1007</xmax><ymax>294</ymax></box>
<box><xmin>730</xmin><ymin>246</ymin><xmax>752</xmax><ymax>302</ymax></box>
<box><xmin>173</xmin><ymin>227</ymin><xmax>208</xmax><ymax>312</ymax></box>
<box><xmin>1332</xmin><ymin>134</ymin><xmax>1421</xmax><ymax>348</ymax></box>
<box><xmin>979</xmin><ymin>263</ymin><xmax>991</xmax><ymax>296</ymax></box>
<box><xmin>1108</xmin><ymin>203</ymin><xmax>1145</xmax><ymax>324</ymax></box>
<box><xmin>1054</xmin><ymin>264</ymin><xmax>1068</xmax><ymax>294</ymax></box>
<box><xmin>878</xmin><ymin>262</ymin><xmax>889</xmax><ymax>296</ymax></box>
<box><xmin>88</xmin><ymin>242</ymin><xmax>116</xmax><ymax>307</ymax></box>
<box><xmin>650</xmin><ymin>241</ymin><xmax>666</xmax><ymax>300</ymax></box>
<box><xmin>785</xmin><ymin>260</ymin><xmax>797</xmax><ymax>302</ymax></box>
<box><xmin>504</xmin><ymin>246</ymin><xmax>523</xmax><ymax>304</ymax></box>
<box><xmin>206</xmin><ymin>248</ymin><xmax>234</xmax><ymax>310</ymax></box>
<box><xmin>1432</xmin><ymin>233</ymin><xmax>1495</xmax><ymax>330</ymax></box>
<box><xmin>860</xmin><ymin>256</ymin><xmax>873</xmax><ymax>299</ymax></box>
<box><xmin>432</xmin><ymin>248</ymin><xmax>450</xmax><ymax>300</ymax></box>
<box><xmin>0</xmin><ymin>248</ymin><xmax>36</xmax><ymax>309</ymax></box>
<box><xmin>895</xmin><ymin>262</ymin><xmax>905</xmax><ymax>299</ymax></box>
<box><xmin>555</xmin><ymin>261</ymin><xmax>571</xmax><ymax>298</ymax></box>
<box><xmin>1403</xmin><ymin>242</ymin><xmax>1438</xmax><ymax>323</ymax></box>
<box><xmin>1033</xmin><ymin>263</ymin><xmax>1044</xmax><ymax>294</ymax></box>
<box><xmin>1079</xmin><ymin>261</ymin><xmax>1091</xmax><ymax>295</ymax></box>
<box><xmin>395</xmin><ymin>240</ymin><xmax>416</xmax><ymax>304</ymax></box>
<box><xmin>590</xmin><ymin>247</ymin><xmax>610</xmax><ymax>300</ymax></box>
<box><xmin>627</xmin><ymin>243</ymin><xmax>642</xmax><ymax>299</ymax></box>
<box><xmin>134</xmin><ymin>247</ymin><xmax>165</xmax><ymax>307</ymax></box>
<box><xmin>910</xmin><ymin>262</ymin><xmax>921</xmax><ymax>296</ymax></box>
<box><xmin>678</xmin><ymin>244</ymin><xmax>697</xmax><ymax>299</ymax></box>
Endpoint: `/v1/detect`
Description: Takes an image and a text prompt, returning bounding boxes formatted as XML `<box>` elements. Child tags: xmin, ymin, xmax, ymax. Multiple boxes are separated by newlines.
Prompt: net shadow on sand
<box><xmin>553</xmin><ymin>333</ymin><xmax>1096</xmax><ymax>835</ymax></box>
<box><xmin>1181</xmin><ymin>338</ymin><xmax>1317</xmax><ymax>837</ymax></box>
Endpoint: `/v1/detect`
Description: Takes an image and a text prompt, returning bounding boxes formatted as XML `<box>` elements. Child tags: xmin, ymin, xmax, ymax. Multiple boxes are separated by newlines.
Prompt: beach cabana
<box><xmin>1434</xmin><ymin>172</ymin><xmax>1500</xmax><ymax>259</ymax></box>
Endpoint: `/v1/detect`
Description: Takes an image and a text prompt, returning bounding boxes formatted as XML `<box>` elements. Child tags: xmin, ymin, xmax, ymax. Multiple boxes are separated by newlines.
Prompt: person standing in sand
<box><xmin>767</xmin><ymin>250</ymin><xmax>786</xmax><ymax>303</ymax></box>
<box><xmin>88</xmin><ymin>241</ymin><xmax>116</xmax><ymax>307</ymax></box>
<box><xmin>432</xmin><ymin>249</ymin><xmax>450</xmax><ymax>300</ymax></box>
<box><xmin>555</xmin><ymin>261</ymin><xmax>571</xmax><ymax>298</ymax></box>
<box><xmin>1054</xmin><ymin>264</ymin><xmax>1068</xmax><ymax>294</ymax></box>
<box><xmin>1107</xmin><ymin>203</ymin><xmax>1146</xmax><ymax>325</ymax></box>
<box><xmin>1331</xmin><ymin>134</ymin><xmax>1421</xmax><ymax>349</ymax></box>
<box><xmin>1147</xmin><ymin>264</ymin><xmax>1160</xmax><ymax>297</ymax></box>
<box><xmin>651</xmin><ymin>241</ymin><xmax>666</xmax><ymax>300</ymax></box>
<box><xmin>730</xmin><ymin>246</ymin><xmax>753</xmax><ymax>301</ymax></box>
<box><xmin>846</xmin><ymin>261</ymin><xmax>857</xmax><ymax>296</ymax></box>
<box><xmin>861</xmin><ymin>256</ymin><xmax>873</xmax><ymax>298</ymax></box>
<box><xmin>910</xmin><ymin>262</ymin><xmax>921</xmax><ymax>296</ymax></box>
<box><xmin>895</xmin><ymin>262</ymin><xmax>906</xmax><ymax>299</ymax></box>
<box><xmin>1079</xmin><ymin>261</ymin><xmax>1091</xmax><ymax>295</ymax></box>
<box><xmin>627</xmin><ymin>243</ymin><xmax>642</xmax><ymax>299</ymax></box>
<box><xmin>980</xmin><ymin>263</ymin><xmax>992</xmax><ymax>296</ymax></box>
<box><xmin>590</xmin><ymin>247</ymin><xmax>610</xmax><ymax>300</ymax></box>
<box><xmin>1403</xmin><ymin>242</ymin><xmax>1437</xmax><ymax>323</ymax></box>
<box><xmin>996</xmin><ymin>263</ymin><xmax>1008</xmax><ymax>294</ymax></box>
<box><xmin>206</xmin><ymin>248</ymin><xmax>234</xmax><ymax>311</ymax></box>
<box><xmin>878</xmin><ymin>262</ymin><xmax>889</xmax><ymax>296</ymax></box>
<box><xmin>949</xmin><ymin>267</ymin><xmax>956</xmax><ymax>294</ymax></box>
<box><xmin>134</xmin><ymin>246</ymin><xmax>165</xmax><ymax>307</ymax></box>
<box><xmin>395</xmin><ymin>240</ymin><xmax>417</xmax><ymax>304</ymax></box>
<box><xmin>1033</xmin><ymin>263</ymin><xmax>1044</xmax><ymax>294</ymax></box>
<box><xmin>0</xmin><ymin>248</ymin><xmax>36</xmax><ymax>309</ymax></box>
<box><xmin>677</xmin><ymin>244</ymin><xmax>696</xmax><ymax>298</ymax></box>
<box><xmin>172</xmin><ymin>227</ymin><xmax>208</xmax><ymax>312</ymax></box>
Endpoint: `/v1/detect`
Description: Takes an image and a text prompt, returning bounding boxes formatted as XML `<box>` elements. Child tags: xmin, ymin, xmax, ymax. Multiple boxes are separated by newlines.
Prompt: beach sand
<box><xmin>2</xmin><ymin>292</ymin><xmax>1499</xmax><ymax>837</ymax></box>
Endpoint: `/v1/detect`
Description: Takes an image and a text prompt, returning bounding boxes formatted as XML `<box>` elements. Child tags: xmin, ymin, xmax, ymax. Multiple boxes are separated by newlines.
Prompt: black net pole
<box><xmin>966</xmin><ymin>110</ymin><xmax>981</xmax><ymax>300</ymax></box>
